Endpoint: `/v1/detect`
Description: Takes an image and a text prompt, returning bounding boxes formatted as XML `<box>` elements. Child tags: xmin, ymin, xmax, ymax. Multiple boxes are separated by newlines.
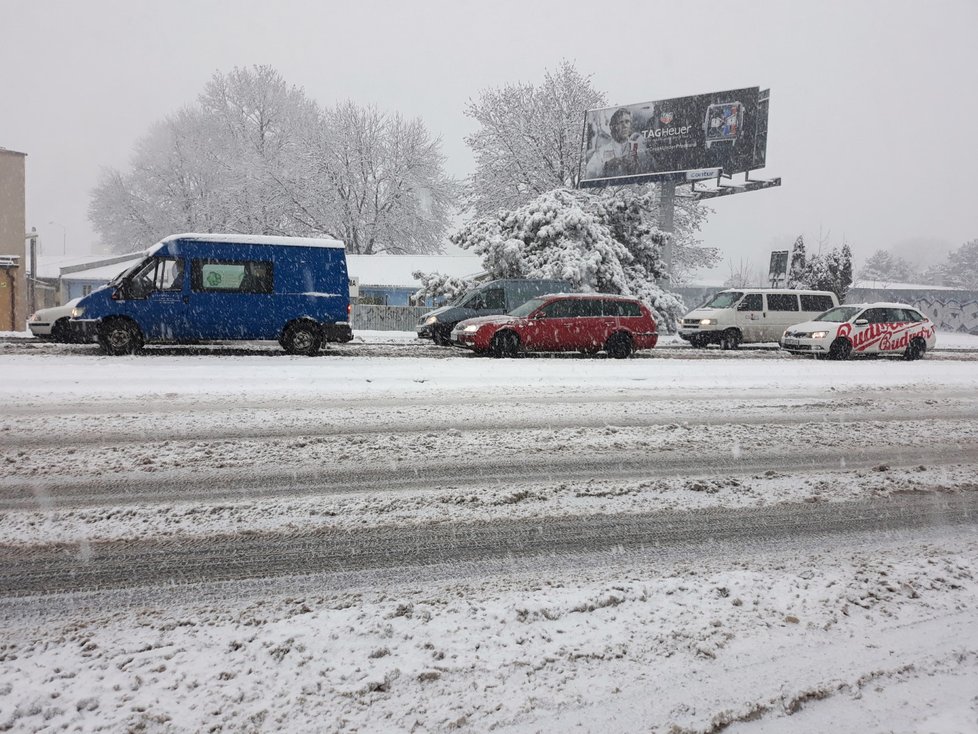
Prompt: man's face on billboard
<box><xmin>610</xmin><ymin>111</ymin><xmax>632</xmax><ymax>143</ymax></box>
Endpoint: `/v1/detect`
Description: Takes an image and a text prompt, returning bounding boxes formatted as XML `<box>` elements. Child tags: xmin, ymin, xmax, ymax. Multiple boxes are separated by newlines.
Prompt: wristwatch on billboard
<box><xmin>703</xmin><ymin>102</ymin><xmax>744</xmax><ymax>150</ymax></box>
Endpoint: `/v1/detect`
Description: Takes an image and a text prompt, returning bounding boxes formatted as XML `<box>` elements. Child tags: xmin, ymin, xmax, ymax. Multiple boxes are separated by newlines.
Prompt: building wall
<box><xmin>0</xmin><ymin>149</ymin><xmax>27</xmax><ymax>330</ymax></box>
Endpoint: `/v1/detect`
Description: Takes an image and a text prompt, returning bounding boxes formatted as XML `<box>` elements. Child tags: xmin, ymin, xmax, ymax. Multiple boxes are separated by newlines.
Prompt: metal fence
<box><xmin>351</xmin><ymin>303</ymin><xmax>428</xmax><ymax>332</ymax></box>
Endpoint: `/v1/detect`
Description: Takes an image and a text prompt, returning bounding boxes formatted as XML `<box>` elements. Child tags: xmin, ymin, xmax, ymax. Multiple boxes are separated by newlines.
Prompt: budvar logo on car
<box><xmin>837</xmin><ymin>321</ymin><xmax>936</xmax><ymax>352</ymax></box>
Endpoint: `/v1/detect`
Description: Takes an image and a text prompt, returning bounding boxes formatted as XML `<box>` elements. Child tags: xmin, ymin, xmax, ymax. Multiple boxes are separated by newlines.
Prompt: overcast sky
<box><xmin>3</xmin><ymin>0</ymin><xmax>976</xmax><ymax>276</ymax></box>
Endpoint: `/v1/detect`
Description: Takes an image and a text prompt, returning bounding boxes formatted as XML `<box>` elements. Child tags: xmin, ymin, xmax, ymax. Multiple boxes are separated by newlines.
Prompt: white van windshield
<box><xmin>702</xmin><ymin>291</ymin><xmax>743</xmax><ymax>308</ymax></box>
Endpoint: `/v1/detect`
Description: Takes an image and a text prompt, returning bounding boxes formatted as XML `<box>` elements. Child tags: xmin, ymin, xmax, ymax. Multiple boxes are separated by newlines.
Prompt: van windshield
<box><xmin>814</xmin><ymin>306</ymin><xmax>863</xmax><ymax>322</ymax></box>
<box><xmin>108</xmin><ymin>260</ymin><xmax>148</xmax><ymax>287</ymax></box>
<box><xmin>702</xmin><ymin>291</ymin><xmax>743</xmax><ymax>309</ymax></box>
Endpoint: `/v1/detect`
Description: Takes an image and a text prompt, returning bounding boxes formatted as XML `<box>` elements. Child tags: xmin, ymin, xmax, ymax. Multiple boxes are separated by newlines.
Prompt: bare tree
<box><xmin>463</xmin><ymin>61</ymin><xmax>605</xmax><ymax>216</ymax></box>
<box><xmin>89</xmin><ymin>66</ymin><xmax>459</xmax><ymax>253</ymax></box>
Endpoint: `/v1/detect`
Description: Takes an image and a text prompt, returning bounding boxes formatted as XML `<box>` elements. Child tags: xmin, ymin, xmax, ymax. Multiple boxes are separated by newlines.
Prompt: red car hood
<box><xmin>456</xmin><ymin>315</ymin><xmax>523</xmax><ymax>329</ymax></box>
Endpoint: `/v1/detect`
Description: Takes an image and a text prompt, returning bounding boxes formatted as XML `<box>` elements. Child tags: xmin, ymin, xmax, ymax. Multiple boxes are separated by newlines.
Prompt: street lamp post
<box><xmin>48</xmin><ymin>220</ymin><xmax>67</xmax><ymax>255</ymax></box>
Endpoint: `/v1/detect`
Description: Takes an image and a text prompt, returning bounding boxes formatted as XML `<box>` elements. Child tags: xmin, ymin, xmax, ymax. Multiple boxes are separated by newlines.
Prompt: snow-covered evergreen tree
<box><xmin>787</xmin><ymin>235</ymin><xmax>807</xmax><ymax>288</ymax></box>
<box><xmin>410</xmin><ymin>271</ymin><xmax>477</xmax><ymax>306</ymax></box>
<box><xmin>858</xmin><ymin>249</ymin><xmax>915</xmax><ymax>284</ymax></box>
<box><xmin>89</xmin><ymin>66</ymin><xmax>458</xmax><ymax>253</ymax></box>
<box><xmin>940</xmin><ymin>239</ymin><xmax>978</xmax><ymax>289</ymax></box>
<box><xmin>449</xmin><ymin>188</ymin><xmax>685</xmax><ymax>330</ymax></box>
<box><xmin>797</xmin><ymin>243</ymin><xmax>853</xmax><ymax>301</ymax></box>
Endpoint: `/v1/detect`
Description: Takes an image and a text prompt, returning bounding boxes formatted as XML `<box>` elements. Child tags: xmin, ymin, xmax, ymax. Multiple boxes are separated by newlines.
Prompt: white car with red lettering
<box><xmin>780</xmin><ymin>303</ymin><xmax>936</xmax><ymax>360</ymax></box>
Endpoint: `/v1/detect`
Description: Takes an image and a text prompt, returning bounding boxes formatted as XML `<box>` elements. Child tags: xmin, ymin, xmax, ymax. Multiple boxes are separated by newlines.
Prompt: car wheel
<box><xmin>604</xmin><ymin>332</ymin><xmax>633</xmax><ymax>359</ymax></box>
<box><xmin>431</xmin><ymin>325</ymin><xmax>452</xmax><ymax>346</ymax></box>
<box><xmin>719</xmin><ymin>329</ymin><xmax>741</xmax><ymax>350</ymax></box>
<box><xmin>98</xmin><ymin>319</ymin><xmax>143</xmax><ymax>355</ymax></box>
<box><xmin>828</xmin><ymin>337</ymin><xmax>852</xmax><ymax>361</ymax></box>
<box><xmin>50</xmin><ymin>318</ymin><xmax>71</xmax><ymax>343</ymax></box>
<box><xmin>490</xmin><ymin>330</ymin><xmax>520</xmax><ymax>358</ymax></box>
<box><xmin>282</xmin><ymin>322</ymin><xmax>323</xmax><ymax>356</ymax></box>
<box><xmin>903</xmin><ymin>337</ymin><xmax>927</xmax><ymax>361</ymax></box>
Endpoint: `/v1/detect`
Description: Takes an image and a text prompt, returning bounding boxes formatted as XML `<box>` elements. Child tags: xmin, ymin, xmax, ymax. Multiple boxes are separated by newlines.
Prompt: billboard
<box><xmin>579</xmin><ymin>87</ymin><xmax>769</xmax><ymax>188</ymax></box>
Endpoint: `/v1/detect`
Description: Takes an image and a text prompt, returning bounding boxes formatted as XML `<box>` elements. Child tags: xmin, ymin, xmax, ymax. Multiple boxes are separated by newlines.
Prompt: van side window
<box><xmin>800</xmin><ymin>294</ymin><xmax>834</xmax><ymax>312</ymax></box>
<box><xmin>767</xmin><ymin>293</ymin><xmax>799</xmax><ymax>311</ymax></box>
<box><xmin>192</xmin><ymin>259</ymin><xmax>274</xmax><ymax>294</ymax></box>
<box><xmin>738</xmin><ymin>294</ymin><xmax>763</xmax><ymax>311</ymax></box>
<box><xmin>481</xmin><ymin>288</ymin><xmax>505</xmax><ymax>310</ymax></box>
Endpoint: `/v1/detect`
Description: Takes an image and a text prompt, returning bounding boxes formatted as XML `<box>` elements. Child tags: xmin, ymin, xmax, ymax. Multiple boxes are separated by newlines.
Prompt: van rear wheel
<box><xmin>282</xmin><ymin>322</ymin><xmax>323</xmax><ymax>356</ymax></box>
<box><xmin>98</xmin><ymin>319</ymin><xmax>143</xmax><ymax>355</ymax></box>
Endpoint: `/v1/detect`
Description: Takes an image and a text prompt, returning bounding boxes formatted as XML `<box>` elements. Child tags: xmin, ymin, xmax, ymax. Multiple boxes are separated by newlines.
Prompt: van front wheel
<box><xmin>282</xmin><ymin>322</ymin><xmax>323</xmax><ymax>356</ymax></box>
<box><xmin>98</xmin><ymin>319</ymin><xmax>143</xmax><ymax>355</ymax></box>
<box><xmin>720</xmin><ymin>329</ymin><xmax>741</xmax><ymax>350</ymax></box>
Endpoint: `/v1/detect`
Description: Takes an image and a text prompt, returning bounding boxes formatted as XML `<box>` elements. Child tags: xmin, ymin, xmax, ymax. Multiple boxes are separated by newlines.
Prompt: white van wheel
<box><xmin>720</xmin><ymin>329</ymin><xmax>741</xmax><ymax>350</ymax></box>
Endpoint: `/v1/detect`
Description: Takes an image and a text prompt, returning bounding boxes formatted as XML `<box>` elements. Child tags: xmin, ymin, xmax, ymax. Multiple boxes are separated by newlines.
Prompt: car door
<box><xmin>734</xmin><ymin>293</ymin><xmax>764</xmax><ymax>341</ymax></box>
<box><xmin>124</xmin><ymin>256</ymin><xmax>191</xmax><ymax>341</ymax></box>
<box><xmin>523</xmin><ymin>298</ymin><xmax>574</xmax><ymax>351</ymax></box>
<box><xmin>765</xmin><ymin>293</ymin><xmax>801</xmax><ymax>343</ymax></box>
<box><xmin>848</xmin><ymin>307</ymin><xmax>888</xmax><ymax>353</ymax></box>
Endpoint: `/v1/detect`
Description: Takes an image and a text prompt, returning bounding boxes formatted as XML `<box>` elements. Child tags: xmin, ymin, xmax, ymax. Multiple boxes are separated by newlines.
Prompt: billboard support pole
<box><xmin>658</xmin><ymin>182</ymin><xmax>676</xmax><ymax>286</ymax></box>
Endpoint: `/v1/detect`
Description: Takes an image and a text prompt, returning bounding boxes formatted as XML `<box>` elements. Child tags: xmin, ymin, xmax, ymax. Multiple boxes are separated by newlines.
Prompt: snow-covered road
<box><xmin>2</xmin><ymin>336</ymin><xmax>977</xmax><ymax>731</ymax></box>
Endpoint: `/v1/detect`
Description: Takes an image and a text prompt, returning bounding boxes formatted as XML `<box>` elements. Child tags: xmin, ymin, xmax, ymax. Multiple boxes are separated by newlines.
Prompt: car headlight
<box><xmin>811</xmin><ymin>331</ymin><xmax>828</xmax><ymax>339</ymax></box>
<box><xmin>424</xmin><ymin>316</ymin><xmax>438</xmax><ymax>326</ymax></box>
<box><xmin>463</xmin><ymin>324</ymin><xmax>479</xmax><ymax>333</ymax></box>
<box><xmin>29</xmin><ymin>312</ymin><xmax>40</xmax><ymax>322</ymax></box>
<box><xmin>71</xmin><ymin>306</ymin><xmax>85</xmax><ymax>318</ymax></box>
<box><xmin>699</xmin><ymin>319</ymin><xmax>717</xmax><ymax>325</ymax></box>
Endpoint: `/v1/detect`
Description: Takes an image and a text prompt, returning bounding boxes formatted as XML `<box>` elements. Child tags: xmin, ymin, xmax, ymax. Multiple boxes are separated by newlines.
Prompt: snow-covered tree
<box><xmin>462</xmin><ymin>62</ymin><xmax>717</xmax><ymax>284</ymax></box>
<box><xmin>797</xmin><ymin>243</ymin><xmax>852</xmax><ymax>301</ymax></box>
<box><xmin>409</xmin><ymin>271</ymin><xmax>477</xmax><ymax>306</ymax></box>
<box><xmin>936</xmin><ymin>239</ymin><xmax>978</xmax><ymax>289</ymax></box>
<box><xmin>463</xmin><ymin>61</ymin><xmax>605</xmax><ymax>216</ymax></box>
<box><xmin>450</xmin><ymin>188</ymin><xmax>685</xmax><ymax>330</ymax></box>
<box><xmin>787</xmin><ymin>235</ymin><xmax>807</xmax><ymax>288</ymax></box>
<box><xmin>858</xmin><ymin>249</ymin><xmax>915</xmax><ymax>284</ymax></box>
<box><xmin>311</xmin><ymin>102</ymin><xmax>460</xmax><ymax>254</ymax></box>
<box><xmin>89</xmin><ymin>66</ymin><xmax>458</xmax><ymax>253</ymax></box>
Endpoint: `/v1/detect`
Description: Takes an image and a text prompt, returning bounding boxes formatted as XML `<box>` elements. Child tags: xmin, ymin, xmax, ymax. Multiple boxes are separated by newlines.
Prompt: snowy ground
<box><xmin>2</xmin><ymin>333</ymin><xmax>977</xmax><ymax>732</ymax></box>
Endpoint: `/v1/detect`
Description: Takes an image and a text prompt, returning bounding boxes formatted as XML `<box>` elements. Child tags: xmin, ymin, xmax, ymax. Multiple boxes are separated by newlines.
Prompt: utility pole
<box><xmin>658</xmin><ymin>182</ymin><xmax>676</xmax><ymax>286</ymax></box>
<box><xmin>26</xmin><ymin>227</ymin><xmax>38</xmax><ymax>314</ymax></box>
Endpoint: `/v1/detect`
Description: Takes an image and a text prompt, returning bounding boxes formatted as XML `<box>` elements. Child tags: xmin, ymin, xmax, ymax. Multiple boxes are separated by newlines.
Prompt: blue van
<box><xmin>70</xmin><ymin>233</ymin><xmax>352</xmax><ymax>355</ymax></box>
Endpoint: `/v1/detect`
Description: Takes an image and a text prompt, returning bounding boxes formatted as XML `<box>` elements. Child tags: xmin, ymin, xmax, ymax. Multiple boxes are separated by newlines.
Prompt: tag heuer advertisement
<box><xmin>580</xmin><ymin>86</ymin><xmax>769</xmax><ymax>187</ymax></box>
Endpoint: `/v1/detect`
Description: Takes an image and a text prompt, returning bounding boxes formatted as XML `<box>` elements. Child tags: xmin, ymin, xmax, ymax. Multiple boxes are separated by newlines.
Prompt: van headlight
<box><xmin>699</xmin><ymin>319</ymin><xmax>717</xmax><ymax>325</ymax></box>
<box><xmin>71</xmin><ymin>306</ymin><xmax>85</xmax><ymax>318</ymax></box>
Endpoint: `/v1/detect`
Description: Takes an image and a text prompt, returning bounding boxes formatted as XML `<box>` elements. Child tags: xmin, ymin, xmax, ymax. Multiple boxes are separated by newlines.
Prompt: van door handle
<box><xmin>182</xmin><ymin>296</ymin><xmax>190</xmax><ymax>304</ymax></box>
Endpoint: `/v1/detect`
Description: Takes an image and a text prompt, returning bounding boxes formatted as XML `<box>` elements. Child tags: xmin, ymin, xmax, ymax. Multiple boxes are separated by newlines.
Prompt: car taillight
<box><xmin>347</xmin><ymin>303</ymin><xmax>351</xmax><ymax>316</ymax></box>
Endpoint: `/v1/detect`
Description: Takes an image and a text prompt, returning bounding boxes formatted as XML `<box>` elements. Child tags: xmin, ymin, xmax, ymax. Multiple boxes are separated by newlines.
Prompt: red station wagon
<box><xmin>450</xmin><ymin>293</ymin><xmax>658</xmax><ymax>358</ymax></box>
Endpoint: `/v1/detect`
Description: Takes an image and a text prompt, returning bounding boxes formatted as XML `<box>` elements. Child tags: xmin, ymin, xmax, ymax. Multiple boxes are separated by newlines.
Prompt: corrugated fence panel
<box><xmin>352</xmin><ymin>304</ymin><xmax>429</xmax><ymax>332</ymax></box>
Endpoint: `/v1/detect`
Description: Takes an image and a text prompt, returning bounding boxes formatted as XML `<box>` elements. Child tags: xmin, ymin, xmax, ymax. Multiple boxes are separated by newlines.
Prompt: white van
<box><xmin>678</xmin><ymin>289</ymin><xmax>839</xmax><ymax>349</ymax></box>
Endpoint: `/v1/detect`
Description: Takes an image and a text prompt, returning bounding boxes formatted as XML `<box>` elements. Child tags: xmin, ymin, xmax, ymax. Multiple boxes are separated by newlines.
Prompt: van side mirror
<box><xmin>854</xmin><ymin>318</ymin><xmax>869</xmax><ymax>326</ymax></box>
